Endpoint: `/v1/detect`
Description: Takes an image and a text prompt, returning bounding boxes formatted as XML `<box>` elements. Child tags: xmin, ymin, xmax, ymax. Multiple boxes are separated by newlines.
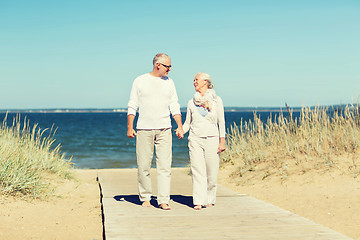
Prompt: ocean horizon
<box><xmin>0</xmin><ymin>103</ymin><xmax>348</xmax><ymax>114</ymax></box>
<box><xmin>0</xmin><ymin>104</ymin><xmax>350</xmax><ymax>169</ymax></box>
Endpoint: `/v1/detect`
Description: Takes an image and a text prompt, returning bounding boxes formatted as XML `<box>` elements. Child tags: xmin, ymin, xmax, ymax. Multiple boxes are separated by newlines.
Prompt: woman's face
<box><xmin>193</xmin><ymin>74</ymin><xmax>207</xmax><ymax>92</ymax></box>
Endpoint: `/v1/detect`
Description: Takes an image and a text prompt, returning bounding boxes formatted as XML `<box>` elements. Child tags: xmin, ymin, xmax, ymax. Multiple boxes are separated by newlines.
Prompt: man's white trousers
<box><xmin>136</xmin><ymin>128</ymin><xmax>172</xmax><ymax>205</ymax></box>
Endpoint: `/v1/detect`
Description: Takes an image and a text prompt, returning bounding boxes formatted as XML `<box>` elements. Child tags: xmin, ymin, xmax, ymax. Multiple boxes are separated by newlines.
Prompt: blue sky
<box><xmin>1</xmin><ymin>0</ymin><xmax>359</xmax><ymax>109</ymax></box>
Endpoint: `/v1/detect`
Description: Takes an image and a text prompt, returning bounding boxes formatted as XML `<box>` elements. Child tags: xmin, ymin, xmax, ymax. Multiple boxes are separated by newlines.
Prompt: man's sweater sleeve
<box><xmin>169</xmin><ymin>80</ymin><xmax>181</xmax><ymax>116</ymax></box>
<box><xmin>127</xmin><ymin>79</ymin><xmax>139</xmax><ymax>116</ymax></box>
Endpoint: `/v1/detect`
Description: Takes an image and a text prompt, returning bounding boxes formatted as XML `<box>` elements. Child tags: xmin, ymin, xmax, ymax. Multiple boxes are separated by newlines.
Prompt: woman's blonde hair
<box><xmin>197</xmin><ymin>72</ymin><xmax>214</xmax><ymax>89</ymax></box>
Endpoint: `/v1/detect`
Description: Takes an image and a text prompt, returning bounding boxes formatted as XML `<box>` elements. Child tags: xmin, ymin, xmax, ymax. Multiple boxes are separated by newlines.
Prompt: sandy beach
<box><xmin>0</xmin><ymin>169</ymin><xmax>103</xmax><ymax>240</ymax></box>
<box><xmin>218</xmin><ymin>161</ymin><xmax>360</xmax><ymax>240</ymax></box>
<box><xmin>1</xmin><ymin>166</ymin><xmax>359</xmax><ymax>239</ymax></box>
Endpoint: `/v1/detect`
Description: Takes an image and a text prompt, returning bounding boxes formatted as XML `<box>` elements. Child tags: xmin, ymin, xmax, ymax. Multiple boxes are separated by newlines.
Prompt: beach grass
<box><xmin>0</xmin><ymin>113</ymin><xmax>73</xmax><ymax>198</ymax></box>
<box><xmin>221</xmin><ymin>101</ymin><xmax>360</xmax><ymax>180</ymax></box>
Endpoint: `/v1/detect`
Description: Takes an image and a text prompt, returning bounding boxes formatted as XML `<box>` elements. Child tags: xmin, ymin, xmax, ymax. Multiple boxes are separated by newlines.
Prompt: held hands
<box><xmin>173</xmin><ymin>115</ymin><xmax>184</xmax><ymax>139</ymax></box>
<box><xmin>175</xmin><ymin>127</ymin><xmax>184</xmax><ymax>139</ymax></box>
<box><xmin>127</xmin><ymin>128</ymin><xmax>137</xmax><ymax>138</ymax></box>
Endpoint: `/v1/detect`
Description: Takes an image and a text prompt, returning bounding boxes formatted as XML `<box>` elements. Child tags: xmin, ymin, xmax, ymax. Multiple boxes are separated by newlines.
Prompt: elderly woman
<box><xmin>183</xmin><ymin>72</ymin><xmax>226</xmax><ymax>210</ymax></box>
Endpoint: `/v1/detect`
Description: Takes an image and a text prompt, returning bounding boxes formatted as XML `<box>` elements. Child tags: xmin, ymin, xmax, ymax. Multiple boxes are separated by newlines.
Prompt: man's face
<box><xmin>157</xmin><ymin>57</ymin><xmax>172</xmax><ymax>77</ymax></box>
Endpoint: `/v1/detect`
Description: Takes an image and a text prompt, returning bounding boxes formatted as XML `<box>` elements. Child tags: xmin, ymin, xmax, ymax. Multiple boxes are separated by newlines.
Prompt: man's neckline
<box><xmin>148</xmin><ymin>73</ymin><xmax>168</xmax><ymax>80</ymax></box>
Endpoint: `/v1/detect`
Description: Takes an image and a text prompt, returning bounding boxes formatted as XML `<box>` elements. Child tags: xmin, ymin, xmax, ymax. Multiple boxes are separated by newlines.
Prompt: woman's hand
<box><xmin>218</xmin><ymin>137</ymin><xmax>226</xmax><ymax>153</ymax></box>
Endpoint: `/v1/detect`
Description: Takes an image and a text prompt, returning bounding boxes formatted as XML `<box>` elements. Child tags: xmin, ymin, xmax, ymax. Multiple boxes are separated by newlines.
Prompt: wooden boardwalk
<box><xmin>97</xmin><ymin>168</ymin><xmax>352</xmax><ymax>240</ymax></box>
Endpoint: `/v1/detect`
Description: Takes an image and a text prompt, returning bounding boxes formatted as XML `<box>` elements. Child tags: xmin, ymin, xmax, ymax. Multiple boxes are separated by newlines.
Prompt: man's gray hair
<box><xmin>197</xmin><ymin>72</ymin><xmax>214</xmax><ymax>89</ymax></box>
<box><xmin>153</xmin><ymin>53</ymin><xmax>170</xmax><ymax>66</ymax></box>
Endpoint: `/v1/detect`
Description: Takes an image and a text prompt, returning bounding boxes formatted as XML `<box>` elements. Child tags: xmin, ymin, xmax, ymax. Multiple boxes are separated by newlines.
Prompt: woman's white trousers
<box><xmin>188</xmin><ymin>135</ymin><xmax>219</xmax><ymax>206</ymax></box>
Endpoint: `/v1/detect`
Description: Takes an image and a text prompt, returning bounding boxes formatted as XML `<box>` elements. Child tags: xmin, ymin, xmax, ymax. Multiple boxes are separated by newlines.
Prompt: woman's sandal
<box><xmin>194</xmin><ymin>205</ymin><xmax>202</xmax><ymax>210</ymax></box>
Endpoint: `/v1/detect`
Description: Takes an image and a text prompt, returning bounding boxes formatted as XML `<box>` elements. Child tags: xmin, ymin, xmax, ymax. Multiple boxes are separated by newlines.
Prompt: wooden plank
<box><xmin>98</xmin><ymin>168</ymin><xmax>352</xmax><ymax>240</ymax></box>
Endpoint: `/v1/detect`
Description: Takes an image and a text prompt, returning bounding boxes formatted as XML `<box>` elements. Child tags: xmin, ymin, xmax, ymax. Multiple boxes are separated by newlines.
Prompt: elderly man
<box><xmin>127</xmin><ymin>53</ymin><xmax>184</xmax><ymax>210</ymax></box>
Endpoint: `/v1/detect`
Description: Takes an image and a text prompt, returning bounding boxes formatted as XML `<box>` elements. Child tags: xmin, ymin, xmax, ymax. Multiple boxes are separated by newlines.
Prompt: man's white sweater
<box><xmin>127</xmin><ymin>73</ymin><xmax>181</xmax><ymax>130</ymax></box>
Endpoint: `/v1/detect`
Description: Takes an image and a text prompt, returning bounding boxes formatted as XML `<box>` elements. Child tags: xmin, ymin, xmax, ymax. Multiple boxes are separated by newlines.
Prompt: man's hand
<box><xmin>218</xmin><ymin>137</ymin><xmax>226</xmax><ymax>153</ymax></box>
<box><xmin>173</xmin><ymin>114</ymin><xmax>184</xmax><ymax>139</ymax></box>
<box><xmin>175</xmin><ymin>127</ymin><xmax>184</xmax><ymax>139</ymax></box>
<box><xmin>127</xmin><ymin>128</ymin><xmax>137</xmax><ymax>138</ymax></box>
<box><xmin>127</xmin><ymin>128</ymin><xmax>136</xmax><ymax>138</ymax></box>
<box><xmin>127</xmin><ymin>114</ymin><xmax>136</xmax><ymax>138</ymax></box>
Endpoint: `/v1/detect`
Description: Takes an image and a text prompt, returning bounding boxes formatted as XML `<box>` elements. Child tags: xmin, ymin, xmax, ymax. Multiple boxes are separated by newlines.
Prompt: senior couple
<box><xmin>127</xmin><ymin>53</ymin><xmax>225</xmax><ymax>210</ymax></box>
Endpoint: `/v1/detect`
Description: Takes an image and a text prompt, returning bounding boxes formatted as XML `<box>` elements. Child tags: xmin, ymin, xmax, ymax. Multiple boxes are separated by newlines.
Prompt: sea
<box><xmin>0</xmin><ymin>108</ymin><xmax>299</xmax><ymax>169</ymax></box>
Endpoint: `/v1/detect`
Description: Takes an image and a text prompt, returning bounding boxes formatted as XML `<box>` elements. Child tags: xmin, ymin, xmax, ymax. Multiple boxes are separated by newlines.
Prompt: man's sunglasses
<box><xmin>160</xmin><ymin>63</ymin><xmax>172</xmax><ymax>69</ymax></box>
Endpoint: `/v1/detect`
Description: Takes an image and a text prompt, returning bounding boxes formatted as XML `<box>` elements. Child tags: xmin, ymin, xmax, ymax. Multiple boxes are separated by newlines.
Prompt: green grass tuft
<box><xmin>221</xmin><ymin>101</ymin><xmax>360</xmax><ymax>179</ymax></box>
<box><xmin>0</xmin><ymin>113</ymin><xmax>73</xmax><ymax>197</ymax></box>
